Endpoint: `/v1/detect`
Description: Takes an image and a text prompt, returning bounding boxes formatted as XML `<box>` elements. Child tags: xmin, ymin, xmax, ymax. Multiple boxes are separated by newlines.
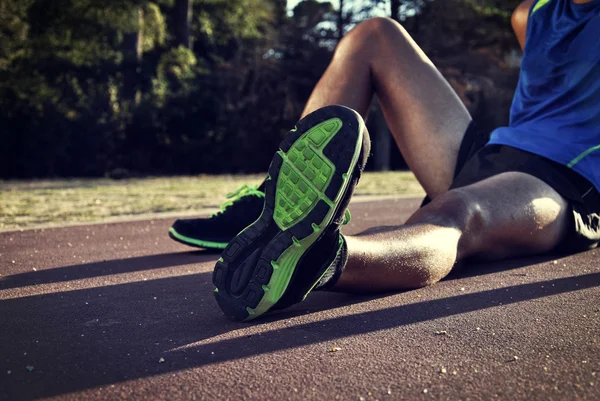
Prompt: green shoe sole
<box><xmin>212</xmin><ymin>105</ymin><xmax>366</xmax><ymax>321</ymax></box>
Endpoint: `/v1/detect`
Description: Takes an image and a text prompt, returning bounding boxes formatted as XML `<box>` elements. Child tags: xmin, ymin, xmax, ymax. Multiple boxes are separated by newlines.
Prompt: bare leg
<box><xmin>334</xmin><ymin>172</ymin><xmax>571</xmax><ymax>292</ymax></box>
<box><xmin>302</xmin><ymin>18</ymin><xmax>471</xmax><ymax>198</ymax></box>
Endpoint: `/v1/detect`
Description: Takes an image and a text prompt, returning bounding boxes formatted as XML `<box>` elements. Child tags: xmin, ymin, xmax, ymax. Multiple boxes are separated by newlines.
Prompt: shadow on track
<box><xmin>0</xmin><ymin>250</ymin><xmax>220</xmax><ymax>290</ymax></box>
<box><xmin>446</xmin><ymin>253</ymin><xmax>563</xmax><ymax>280</ymax></box>
<box><xmin>2</xmin><ymin>253</ymin><xmax>599</xmax><ymax>400</ymax></box>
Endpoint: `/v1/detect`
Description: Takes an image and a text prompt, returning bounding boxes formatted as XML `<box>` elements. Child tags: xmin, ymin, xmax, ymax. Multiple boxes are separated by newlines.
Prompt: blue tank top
<box><xmin>488</xmin><ymin>0</ymin><xmax>600</xmax><ymax>191</ymax></box>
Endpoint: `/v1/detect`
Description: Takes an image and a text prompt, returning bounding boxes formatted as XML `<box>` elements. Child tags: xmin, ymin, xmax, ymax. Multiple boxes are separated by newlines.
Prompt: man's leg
<box><xmin>171</xmin><ymin>17</ymin><xmax>468</xmax><ymax>249</ymax></box>
<box><xmin>302</xmin><ymin>17</ymin><xmax>471</xmax><ymax>199</ymax></box>
<box><xmin>334</xmin><ymin>172</ymin><xmax>571</xmax><ymax>292</ymax></box>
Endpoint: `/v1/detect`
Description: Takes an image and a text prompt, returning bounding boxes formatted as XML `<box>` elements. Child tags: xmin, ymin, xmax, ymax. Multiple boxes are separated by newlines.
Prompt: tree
<box><xmin>173</xmin><ymin>0</ymin><xmax>193</xmax><ymax>49</ymax></box>
<box><xmin>0</xmin><ymin>0</ymin><xmax>523</xmax><ymax>178</ymax></box>
<box><xmin>390</xmin><ymin>0</ymin><xmax>400</xmax><ymax>21</ymax></box>
<box><xmin>338</xmin><ymin>0</ymin><xmax>345</xmax><ymax>40</ymax></box>
<box><xmin>122</xmin><ymin>7</ymin><xmax>144</xmax><ymax>103</ymax></box>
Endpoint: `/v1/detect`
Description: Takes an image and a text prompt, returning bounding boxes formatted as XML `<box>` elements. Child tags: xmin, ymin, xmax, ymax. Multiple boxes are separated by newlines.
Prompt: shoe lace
<box><xmin>210</xmin><ymin>184</ymin><xmax>264</xmax><ymax>218</ymax></box>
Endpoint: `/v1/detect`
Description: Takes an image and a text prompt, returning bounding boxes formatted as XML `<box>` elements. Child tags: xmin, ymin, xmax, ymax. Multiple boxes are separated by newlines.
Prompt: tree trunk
<box><xmin>390</xmin><ymin>0</ymin><xmax>401</xmax><ymax>22</ymax></box>
<box><xmin>271</xmin><ymin>0</ymin><xmax>287</xmax><ymax>28</ymax></box>
<box><xmin>122</xmin><ymin>7</ymin><xmax>144</xmax><ymax>104</ymax></box>
<box><xmin>174</xmin><ymin>0</ymin><xmax>193</xmax><ymax>49</ymax></box>
<box><xmin>368</xmin><ymin>2</ymin><xmax>402</xmax><ymax>172</ymax></box>
<box><xmin>372</xmin><ymin>101</ymin><xmax>392</xmax><ymax>172</ymax></box>
<box><xmin>338</xmin><ymin>0</ymin><xmax>345</xmax><ymax>41</ymax></box>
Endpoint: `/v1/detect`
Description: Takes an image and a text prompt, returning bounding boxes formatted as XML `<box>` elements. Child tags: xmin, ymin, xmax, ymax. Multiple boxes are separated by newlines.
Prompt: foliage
<box><xmin>0</xmin><ymin>0</ymin><xmax>521</xmax><ymax>178</ymax></box>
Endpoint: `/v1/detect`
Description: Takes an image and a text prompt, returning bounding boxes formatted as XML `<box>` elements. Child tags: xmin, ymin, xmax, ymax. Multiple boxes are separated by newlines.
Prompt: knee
<box><xmin>353</xmin><ymin>17</ymin><xmax>405</xmax><ymax>36</ymax></box>
<box><xmin>521</xmin><ymin>196</ymin><xmax>567</xmax><ymax>252</ymax></box>
<box><xmin>406</xmin><ymin>188</ymin><xmax>487</xmax><ymax>263</ymax></box>
<box><xmin>408</xmin><ymin>188</ymin><xmax>486</xmax><ymax>232</ymax></box>
<box><xmin>337</xmin><ymin>17</ymin><xmax>409</xmax><ymax>55</ymax></box>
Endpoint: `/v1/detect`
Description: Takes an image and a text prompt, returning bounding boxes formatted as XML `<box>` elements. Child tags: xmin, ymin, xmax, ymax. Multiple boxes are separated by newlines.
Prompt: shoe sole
<box><xmin>212</xmin><ymin>106</ymin><xmax>365</xmax><ymax>321</ymax></box>
<box><xmin>168</xmin><ymin>228</ymin><xmax>228</xmax><ymax>250</ymax></box>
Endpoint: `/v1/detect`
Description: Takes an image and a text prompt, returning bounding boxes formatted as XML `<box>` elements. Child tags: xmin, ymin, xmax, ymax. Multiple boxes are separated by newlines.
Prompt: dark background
<box><xmin>0</xmin><ymin>0</ymin><xmax>522</xmax><ymax>179</ymax></box>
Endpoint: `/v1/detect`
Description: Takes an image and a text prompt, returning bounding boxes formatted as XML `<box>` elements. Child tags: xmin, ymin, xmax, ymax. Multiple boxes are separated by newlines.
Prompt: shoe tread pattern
<box><xmin>273</xmin><ymin>118</ymin><xmax>341</xmax><ymax>230</ymax></box>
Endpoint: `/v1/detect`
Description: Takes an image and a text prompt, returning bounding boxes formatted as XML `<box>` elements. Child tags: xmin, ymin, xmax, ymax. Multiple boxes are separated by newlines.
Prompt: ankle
<box><xmin>315</xmin><ymin>235</ymin><xmax>348</xmax><ymax>290</ymax></box>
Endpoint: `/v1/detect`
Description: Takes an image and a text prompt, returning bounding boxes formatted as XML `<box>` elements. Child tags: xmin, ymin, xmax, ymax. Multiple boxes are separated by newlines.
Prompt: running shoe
<box><xmin>213</xmin><ymin>105</ymin><xmax>370</xmax><ymax>321</ymax></box>
<box><xmin>169</xmin><ymin>184</ymin><xmax>265</xmax><ymax>250</ymax></box>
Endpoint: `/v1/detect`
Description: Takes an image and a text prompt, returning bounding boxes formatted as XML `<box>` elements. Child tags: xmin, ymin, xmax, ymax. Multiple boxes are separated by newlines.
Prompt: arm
<box><xmin>512</xmin><ymin>0</ymin><xmax>535</xmax><ymax>51</ymax></box>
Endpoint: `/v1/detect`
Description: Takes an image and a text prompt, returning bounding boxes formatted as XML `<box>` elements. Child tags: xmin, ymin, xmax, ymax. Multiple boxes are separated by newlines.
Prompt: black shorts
<box><xmin>424</xmin><ymin>121</ymin><xmax>600</xmax><ymax>254</ymax></box>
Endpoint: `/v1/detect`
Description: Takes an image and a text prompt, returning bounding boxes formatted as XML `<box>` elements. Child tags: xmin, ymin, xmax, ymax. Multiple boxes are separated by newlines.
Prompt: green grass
<box><xmin>0</xmin><ymin>172</ymin><xmax>423</xmax><ymax>231</ymax></box>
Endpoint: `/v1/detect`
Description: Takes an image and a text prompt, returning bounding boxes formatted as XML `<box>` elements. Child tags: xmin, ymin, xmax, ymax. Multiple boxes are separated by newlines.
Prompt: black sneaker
<box><xmin>169</xmin><ymin>184</ymin><xmax>265</xmax><ymax>250</ymax></box>
<box><xmin>213</xmin><ymin>105</ymin><xmax>370</xmax><ymax>321</ymax></box>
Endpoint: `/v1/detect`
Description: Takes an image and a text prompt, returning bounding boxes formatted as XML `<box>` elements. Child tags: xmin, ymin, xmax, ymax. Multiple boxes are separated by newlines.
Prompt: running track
<box><xmin>1</xmin><ymin>198</ymin><xmax>599</xmax><ymax>400</ymax></box>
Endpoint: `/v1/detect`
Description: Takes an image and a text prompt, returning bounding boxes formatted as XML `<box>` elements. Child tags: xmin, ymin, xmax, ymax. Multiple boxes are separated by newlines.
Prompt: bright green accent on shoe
<box><xmin>302</xmin><ymin>234</ymin><xmax>344</xmax><ymax>300</ymax></box>
<box><xmin>250</xmin><ymin>226</ymin><xmax>327</xmax><ymax>320</ymax></box>
<box><xmin>218</xmin><ymin>257</ymin><xmax>224</xmax><ymax>262</ymax></box>
<box><xmin>214</xmin><ymin>288</ymin><xmax>219</xmax><ymax>293</ymax></box>
<box><xmin>210</xmin><ymin>184</ymin><xmax>264</xmax><ymax>218</ymax></box>
<box><xmin>567</xmin><ymin>144</ymin><xmax>600</xmax><ymax>168</ymax></box>
<box><xmin>343</xmin><ymin>209</ymin><xmax>351</xmax><ymax>225</ymax></box>
<box><xmin>246</xmin><ymin>117</ymin><xmax>365</xmax><ymax>321</ymax></box>
<box><xmin>531</xmin><ymin>0</ymin><xmax>552</xmax><ymax>16</ymax></box>
<box><xmin>273</xmin><ymin>118</ymin><xmax>343</xmax><ymax>230</ymax></box>
<box><xmin>246</xmin><ymin>307</ymin><xmax>256</xmax><ymax>316</ymax></box>
<box><xmin>262</xmin><ymin>285</ymin><xmax>270</xmax><ymax>292</ymax></box>
<box><xmin>169</xmin><ymin>227</ymin><xmax>228</xmax><ymax>249</ymax></box>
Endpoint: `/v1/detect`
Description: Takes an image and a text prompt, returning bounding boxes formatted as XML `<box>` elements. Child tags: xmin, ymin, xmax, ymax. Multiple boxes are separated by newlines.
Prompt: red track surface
<box><xmin>1</xmin><ymin>198</ymin><xmax>599</xmax><ymax>400</ymax></box>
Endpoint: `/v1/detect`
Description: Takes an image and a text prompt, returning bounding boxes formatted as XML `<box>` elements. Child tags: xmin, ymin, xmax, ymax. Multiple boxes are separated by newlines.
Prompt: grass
<box><xmin>0</xmin><ymin>172</ymin><xmax>424</xmax><ymax>231</ymax></box>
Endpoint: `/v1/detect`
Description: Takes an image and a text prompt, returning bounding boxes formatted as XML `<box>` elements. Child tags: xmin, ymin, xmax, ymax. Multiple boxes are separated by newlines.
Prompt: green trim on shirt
<box><xmin>567</xmin><ymin>144</ymin><xmax>600</xmax><ymax>168</ymax></box>
<box><xmin>531</xmin><ymin>0</ymin><xmax>553</xmax><ymax>16</ymax></box>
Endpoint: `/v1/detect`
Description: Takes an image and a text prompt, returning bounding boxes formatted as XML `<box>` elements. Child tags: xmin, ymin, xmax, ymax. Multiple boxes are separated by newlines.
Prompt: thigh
<box><xmin>302</xmin><ymin>17</ymin><xmax>471</xmax><ymax>198</ymax></box>
<box><xmin>410</xmin><ymin>172</ymin><xmax>572</xmax><ymax>262</ymax></box>
<box><xmin>369</xmin><ymin>19</ymin><xmax>472</xmax><ymax>199</ymax></box>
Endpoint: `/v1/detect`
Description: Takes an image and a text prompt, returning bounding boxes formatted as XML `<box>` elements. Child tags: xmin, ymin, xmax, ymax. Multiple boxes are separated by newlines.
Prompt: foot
<box><xmin>213</xmin><ymin>105</ymin><xmax>370</xmax><ymax>321</ymax></box>
<box><xmin>169</xmin><ymin>185</ymin><xmax>265</xmax><ymax>250</ymax></box>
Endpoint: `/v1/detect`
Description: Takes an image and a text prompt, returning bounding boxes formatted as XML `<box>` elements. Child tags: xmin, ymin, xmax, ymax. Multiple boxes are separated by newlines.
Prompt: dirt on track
<box><xmin>1</xmin><ymin>197</ymin><xmax>599</xmax><ymax>401</ymax></box>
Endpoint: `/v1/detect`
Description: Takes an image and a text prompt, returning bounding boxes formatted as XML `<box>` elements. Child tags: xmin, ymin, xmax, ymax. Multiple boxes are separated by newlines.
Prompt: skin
<box><xmin>512</xmin><ymin>0</ymin><xmax>534</xmax><ymax>50</ymax></box>
<box><xmin>302</xmin><ymin>19</ymin><xmax>471</xmax><ymax>200</ymax></box>
<box><xmin>296</xmin><ymin>2</ymin><xmax>578</xmax><ymax>292</ymax></box>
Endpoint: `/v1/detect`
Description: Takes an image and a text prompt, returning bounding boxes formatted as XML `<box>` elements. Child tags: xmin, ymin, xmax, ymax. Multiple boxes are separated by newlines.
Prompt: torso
<box><xmin>488</xmin><ymin>0</ymin><xmax>600</xmax><ymax>190</ymax></box>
